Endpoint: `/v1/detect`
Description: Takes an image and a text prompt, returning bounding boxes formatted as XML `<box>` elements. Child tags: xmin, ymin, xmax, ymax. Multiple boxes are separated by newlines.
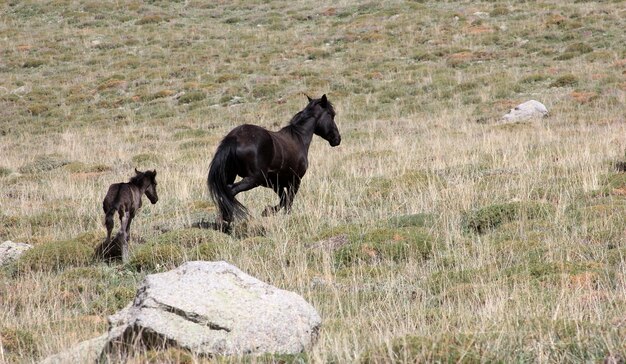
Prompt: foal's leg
<box><xmin>104</xmin><ymin>210</ymin><xmax>115</xmax><ymax>245</ymax></box>
<box><xmin>125</xmin><ymin>211</ymin><xmax>135</xmax><ymax>243</ymax></box>
<box><xmin>119</xmin><ymin>209</ymin><xmax>131</xmax><ymax>262</ymax></box>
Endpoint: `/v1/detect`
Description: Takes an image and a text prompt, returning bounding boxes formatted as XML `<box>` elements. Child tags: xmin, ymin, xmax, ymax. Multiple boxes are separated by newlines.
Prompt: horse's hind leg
<box><xmin>125</xmin><ymin>211</ymin><xmax>135</xmax><ymax>242</ymax></box>
<box><xmin>121</xmin><ymin>236</ymin><xmax>129</xmax><ymax>263</ymax></box>
<box><xmin>104</xmin><ymin>210</ymin><xmax>115</xmax><ymax>245</ymax></box>
<box><xmin>262</xmin><ymin>184</ymin><xmax>284</xmax><ymax>216</ymax></box>
<box><xmin>230</xmin><ymin>175</ymin><xmax>262</xmax><ymax>196</ymax></box>
<box><xmin>119</xmin><ymin>209</ymin><xmax>131</xmax><ymax>262</ymax></box>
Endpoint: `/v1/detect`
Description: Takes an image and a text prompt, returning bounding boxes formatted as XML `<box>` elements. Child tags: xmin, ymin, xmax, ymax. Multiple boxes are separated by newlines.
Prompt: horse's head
<box><xmin>135</xmin><ymin>168</ymin><xmax>159</xmax><ymax>204</ymax></box>
<box><xmin>308</xmin><ymin>94</ymin><xmax>341</xmax><ymax>147</ymax></box>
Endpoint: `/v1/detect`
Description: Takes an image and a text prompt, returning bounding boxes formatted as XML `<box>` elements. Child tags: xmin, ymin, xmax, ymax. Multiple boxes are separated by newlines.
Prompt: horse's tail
<box><xmin>208</xmin><ymin>138</ymin><xmax>247</xmax><ymax>222</ymax></box>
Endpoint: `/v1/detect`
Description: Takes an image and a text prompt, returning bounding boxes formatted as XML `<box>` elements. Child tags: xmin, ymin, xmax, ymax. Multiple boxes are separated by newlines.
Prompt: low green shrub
<box><xmin>387</xmin><ymin>213</ymin><xmax>434</xmax><ymax>228</ymax></box>
<box><xmin>361</xmin><ymin>334</ymin><xmax>493</xmax><ymax>363</ymax></box>
<box><xmin>334</xmin><ymin>226</ymin><xmax>434</xmax><ymax>267</ymax></box>
<box><xmin>564</xmin><ymin>42</ymin><xmax>593</xmax><ymax>54</ymax></box>
<box><xmin>0</xmin><ymin>327</ymin><xmax>39</xmax><ymax>357</ymax></box>
<box><xmin>0</xmin><ymin>166</ymin><xmax>12</xmax><ymax>177</ymax></box>
<box><xmin>19</xmin><ymin>154</ymin><xmax>70</xmax><ymax>173</ymax></box>
<box><xmin>147</xmin><ymin>228</ymin><xmax>232</xmax><ymax>248</ymax></box>
<box><xmin>178</xmin><ymin>91</ymin><xmax>205</xmax><ymax>104</ymax></box>
<box><xmin>22</xmin><ymin>59</ymin><xmax>44</xmax><ymax>68</ymax></box>
<box><xmin>549</xmin><ymin>74</ymin><xmax>578</xmax><ymax>88</ymax></box>
<box><xmin>14</xmin><ymin>232</ymin><xmax>100</xmax><ymax>273</ymax></box>
<box><xmin>461</xmin><ymin>201</ymin><xmax>554</xmax><ymax>234</ymax></box>
<box><xmin>63</xmin><ymin>162</ymin><xmax>111</xmax><ymax>173</ymax></box>
<box><xmin>128</xmin><ymin>242</ymin><xmax>186</xmax><ymax>272</ymax></box>
<box><xmin>131</xmin><ymin>153</ymin><xmax>161</xmax><ymax>166</ymax></box>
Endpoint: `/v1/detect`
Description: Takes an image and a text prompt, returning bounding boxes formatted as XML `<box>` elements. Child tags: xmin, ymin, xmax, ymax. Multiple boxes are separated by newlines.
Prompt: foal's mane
<box><xmin>129</xmin><ymin>173</ymin><xmax>146</xmax><ymax>186</ymax></box>
<box><xmin>129</xmin><ymin>170</ymin><xmax>154</xmax><ymax>186</ymax></box>
<box><xmin>288</xmin><ymin>98</ymin><xmax>335</xmax><ymax>126</ymax></box>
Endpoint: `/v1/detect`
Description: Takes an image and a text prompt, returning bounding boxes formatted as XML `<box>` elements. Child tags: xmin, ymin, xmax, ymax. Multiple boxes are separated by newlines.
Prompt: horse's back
<box><xmin>224</xmin><ymin>124</ymin><xmax>274</xmax><ymax>170</ymax></box>
<box><xmin>103</xmin><ymin>183</ymin><xmax>133</xmax><ymax>212</ymax></box>
<box><xmin>226</xmin><ymin>124</ymin><xmax>272</xmax><ymax>143</ymax></box>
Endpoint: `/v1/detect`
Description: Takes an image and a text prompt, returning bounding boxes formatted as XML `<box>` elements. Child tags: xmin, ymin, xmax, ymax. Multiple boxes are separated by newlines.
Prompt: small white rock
<box><xmin>502</xmin><ymin>100</ymin><xmax>548</xmax><ymax>122</ymax></box>
<box><xmin>0</xmin><ymin>241</ymin><xmax>33</xmax><ymax>266</ymax></box>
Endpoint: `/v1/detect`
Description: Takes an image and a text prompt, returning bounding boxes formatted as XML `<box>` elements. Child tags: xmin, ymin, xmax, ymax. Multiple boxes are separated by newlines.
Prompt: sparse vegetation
<box><xmin>461</xmin><ymin>201</ymin><xmax>555</xmax><ymax>234</ymax></box>
<box><xmin>550</xmin><ymin>74</ymin><xmax>579</xmax><ymax>88</ymax></box>
<box><xmin>1</xmin><ymin>0</ymin><xmax>626</xmax><ymax>362</ymax></box>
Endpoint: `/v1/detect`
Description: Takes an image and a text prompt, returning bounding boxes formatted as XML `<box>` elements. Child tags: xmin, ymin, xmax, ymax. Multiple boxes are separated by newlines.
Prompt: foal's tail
<box><xmin>208</xmin><ymin>138</ymin><xmax>247</xmax><ymax>222</ymax></box>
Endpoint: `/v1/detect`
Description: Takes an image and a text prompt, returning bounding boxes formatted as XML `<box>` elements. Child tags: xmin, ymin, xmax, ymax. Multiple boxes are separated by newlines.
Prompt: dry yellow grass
<box><xmin>1</xmin><ymin>0</ymin><xmax>626</xmax><ymax>362</ymax></box>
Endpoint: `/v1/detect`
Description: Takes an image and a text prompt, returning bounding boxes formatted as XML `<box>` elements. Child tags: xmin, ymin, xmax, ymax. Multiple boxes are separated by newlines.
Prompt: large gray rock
<box><xmin>502</xmin><ymin>100</ymin><xmax>548</xmax><ymax>122</ymax></box>
<box><xmin>0</xmin><ymin>241</ymin><xmax>33</xmax><ymax>266</ymax></box>
<box><xmin>102</xmin><ymin>261</ymin><xmax>321</xmax><ymax>357</ymax></box>
<box><xmin>40</xmin><ymin>335</ymin><xmax>108</xmax><ymax>364</ymax></box>
<box><xmin>41</xmin><ymin>261</ymin><xmax>321</xmax><ymax>362</ymax></box>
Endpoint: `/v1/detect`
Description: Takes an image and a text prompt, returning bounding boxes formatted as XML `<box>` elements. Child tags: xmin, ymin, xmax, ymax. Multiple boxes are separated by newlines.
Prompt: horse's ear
<box><xmin>135</xmin><ymin>167</ymin><xmax>140</xmax><ymax>174</ymax></box>
<box><xmin>320</xmin><ymin>94</ymin><xmax>328</xmax><ymax>108</ymax></box>
<box><xmin>152</xmin><ymin>170</ymin><xmax>157</xmax><ymax>177</ymax></box>
<box><xmin>305</xmin><ymin>93</ymin><xmax>312</xmax><ymax>102</ymax></box>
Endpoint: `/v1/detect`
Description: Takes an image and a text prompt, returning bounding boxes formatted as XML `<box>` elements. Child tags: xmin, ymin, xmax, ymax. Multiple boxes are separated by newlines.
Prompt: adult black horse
<box><xmin>208</xmin><ymin>94</ymin><xmax>340</xmax><ymax>224</ymax></box>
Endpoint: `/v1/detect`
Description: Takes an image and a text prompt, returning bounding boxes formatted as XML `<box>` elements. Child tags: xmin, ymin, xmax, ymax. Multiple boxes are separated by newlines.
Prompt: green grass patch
<box><xmin>387</xmin><ymin>213</ymin><xmax>435</xmax><ymax>228</ymax></box>
<box><xmin>333</xmin><ymin>226</ymin><xmax>434</xmax><ymax>267</ymax></box>
<box><xmin>63</xmin><ymin>161</ymin><xmax>111</xmax><ymax>173</ymax></box>
<box><xmin>0</xmin><ymin>166</ymin><xmax>12</xmax><ymax>177</ymax></box>
<box><xmin>136</xmin><ymin>14</ymin><xmax>165</xmax><ymax>25</ymax></box>
<box><xmin>599</xmin><ymin>173</ymin><xmax>626</xmax><ymax>194</ymax></box>
<box><xmin>0</xmin><ymin>327</ymin><xmax>39</xmax><ymax>358</ymax></box>
<box><xmin>129</xmin><ymin>228</ymin><xmax>233</xmax><ymax>271</ymax></box>
<box><xmin>22</xmin><ymin>59</ymin><xmax>44</xmax><ymax>68</ymax></box>
<box><xmin>504</xmin><ymin>259</ymin><xmax>602</xmax><ymax>284</ymax></box>
<box><xmin>178</xmin><ymin>91</ymin><xmax>206</xmax><ymax>104</ymax></box>
<box><xmin>461</xmin><ymin>201</ymin><xmax>555</xmax><ymax>234</ymax></box>
<box><xmin>565</xmin><ymin>42</ymin><xmax>593</xmax><ymax>55</ymax></box>
<box><xmin>128</xmin><ymin>242</ymin><xmax>186</xmax><ymax>272</ymax></box>
<box><xmin>147</xmin><ymin>228</ymin><xmax>232</xmax><ymax>248</ymax></box>
<box><xmin>173</xmin><ymin>128</ymin><xmax>210</xmax><ymax>140</ymax></box>
<box><xmin>131</xmin><ymin>153</ymin><xmax>161</xmax><ymax>166</ymax></box>
<box><xmin>362</xmin><ymin>333</ymin><xmax>495</xmax><ymax>363</ymax></box>
<box><xmin>13</xmin><ymin>231</ymin><xmax>100</xmax><ymax>273</ymax></box>
<box><xmin>52</xmin><ymin>266</ymin><xmax>141</xmax><ymax>314</ymax></box>
<box><xmin>549</xmin><ymin>74</ymin><xmax>578</xmax><ymax>88</ymax></box>
<box><xmin>19</xmin><ymin>154</ymin><xmax>70</xmax><ymax>173</ymax></box>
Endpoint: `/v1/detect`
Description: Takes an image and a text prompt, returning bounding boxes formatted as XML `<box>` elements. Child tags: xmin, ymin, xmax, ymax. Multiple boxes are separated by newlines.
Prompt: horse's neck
<box><xmin>284</xmin><ymin>116</ymin><xmax>316</xmax><ymax>151</ymax></box>
<box><xmin>129</xmin><ymin>181</ymin><xmax>147</xmax><ymax>200</ymax></box>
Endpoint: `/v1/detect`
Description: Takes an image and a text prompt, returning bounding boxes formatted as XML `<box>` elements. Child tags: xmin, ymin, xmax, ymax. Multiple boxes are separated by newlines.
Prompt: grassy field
<box><xmin>1</xmin><ymin>0</ymin><xmax>626</xmax><ymax>362</ymax></box>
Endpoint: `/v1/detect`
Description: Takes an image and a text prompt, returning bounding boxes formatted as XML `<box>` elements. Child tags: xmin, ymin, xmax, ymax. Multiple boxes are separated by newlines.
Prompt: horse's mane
<box><xmin>129</xmin><ymin>173</ymin><xmax>145</xmax><ymax>186</ymax></box>
<box><xmin>129</xmin><ymin>170</ymin><xmax>155</xmax><ymax>186</ymax></box>
<box><xmin>288</xmin><ymin>99</ymin><xmax>335</xmax><ymax>126</ymax></box>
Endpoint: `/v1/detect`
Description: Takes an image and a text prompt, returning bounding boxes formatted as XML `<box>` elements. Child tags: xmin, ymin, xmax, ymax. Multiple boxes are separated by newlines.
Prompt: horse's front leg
<box><xmin>262</xmin><ymin>183</ymin><xmax>284</xmax><ymax>217</ymax></box>
<box><xmin>262</xmin><ymin>179</ymin><xmax>301</xmax><ymax>216</ymax></box>
<box><xmin>282</xmin><ymin>179</ymin><xmax>301</xmax><ymax>213</ymax></box>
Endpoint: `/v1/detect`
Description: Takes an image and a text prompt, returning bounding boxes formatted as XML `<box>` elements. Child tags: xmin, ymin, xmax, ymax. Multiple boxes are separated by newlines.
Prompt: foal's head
<box><xmin>131</xmin><ymin>168</ymin><xmax>159</xmax><ymax>204</ymax></box>
<box><xmin>307</xmin><ymin>94</ymin><xmax>341</xmax><ymax>147</ymax></box>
